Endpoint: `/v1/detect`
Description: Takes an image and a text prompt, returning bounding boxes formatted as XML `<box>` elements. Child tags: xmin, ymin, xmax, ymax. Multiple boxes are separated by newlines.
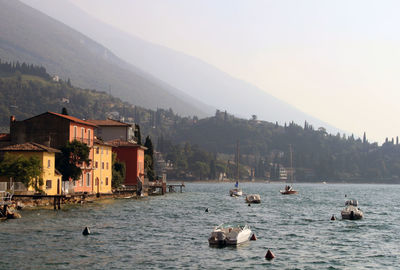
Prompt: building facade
<box><xmin>0</xmin><ymin>142</ymin><xmax>62</xmax><ymax>195</ymax></box>
<box><xmin>86</xmin><ymin>119</ymin><xmax>134</xmax><ymax>142</ymax></box>
<box><xmin>9</xmin><ymin>112</ymin><xmax>97</xmax><ymax>194</ymax></box>
<box><xmin>93</xmin><ymin>139</ymin><xmax>113</xmax><ymax>194</ymax></box>
<box><xmin>107</xmin><ymin>139</ymin><xmax>146</xmax><ymax>187</ymax></box>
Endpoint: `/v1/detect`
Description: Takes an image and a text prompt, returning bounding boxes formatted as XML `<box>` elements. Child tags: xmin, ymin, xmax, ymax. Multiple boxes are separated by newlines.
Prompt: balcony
<box><xmin>71</xmin><ymin>137</ymin><xmax>93</xmax><ymax>146</ymax></box>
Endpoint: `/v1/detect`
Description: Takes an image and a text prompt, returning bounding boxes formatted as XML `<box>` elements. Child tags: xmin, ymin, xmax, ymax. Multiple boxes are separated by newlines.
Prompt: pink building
<box><xmin>10</xmin><ymin>112</ymin><xmax>97</xmax><ymax>194</ymax></box>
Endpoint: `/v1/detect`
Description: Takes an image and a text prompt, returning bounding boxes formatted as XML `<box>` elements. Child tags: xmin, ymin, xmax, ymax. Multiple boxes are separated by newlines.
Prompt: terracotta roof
<box><xmin>106</xmin><ymin>139</ymin><xmax>147</xmax><ymax>150</ymax></box>
<box><xmin>0</xmin><ymin>142</ymin><xmax>61</xmax><ymax>153</ymax></box>
<box><xmin>94</xmin><ymin>138</ymin><xmax>113</xmax><ymax>146</ymax></box>
<box><xmin>21</xmin><ymin>112</ymin><xmax>97</xmax><ymax>127</ymax></box>
<box><xmin>86</xmin><ymin>119</ymin><xmax>131</xmax><ymax>127</ymax></box>
<box><xmin>0</xmin><ymin>133</ymin><xmax>10</xmax><ymax>141</ymax></box>
<box><xmin>47</xmin><ymin>112</ymin><xmax>97</xmax><ymax>127</ymax></box>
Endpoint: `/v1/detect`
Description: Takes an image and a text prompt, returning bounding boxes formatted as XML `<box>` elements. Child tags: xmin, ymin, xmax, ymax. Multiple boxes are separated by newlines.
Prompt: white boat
<box><xmin>229</xmin><ymin>188</ymin><xmax>243</xmax><ymax>197</ymax></box>
<box><xmin>341</xmin><ymin>200</ymin><xmax>364</xmax><ymax>220</ymax></box>
<box><xmin>208</xmin><ymin>224</ymin><xmax>252</xmax><ymax>246</ymax></box>
<box><xmin>280</xmin><ymin>145</ymin><xmax>298</xmax><ymax>195</ymax></box>
<box><xmin>245</xmin><ymin>194</ymin><xmax>261</xmax><ymax>203</ymax></box>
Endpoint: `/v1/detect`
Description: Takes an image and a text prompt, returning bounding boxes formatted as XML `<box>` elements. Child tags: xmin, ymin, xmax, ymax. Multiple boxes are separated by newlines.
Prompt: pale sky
<box><xmin>70</xmin><ymin>0</ymin><xmax>400</xmax><ymax>144</ymax></box>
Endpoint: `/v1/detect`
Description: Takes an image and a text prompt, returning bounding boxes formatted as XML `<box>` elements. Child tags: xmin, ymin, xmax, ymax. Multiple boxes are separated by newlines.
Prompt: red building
<box><xmin>10</xmin><ymin>112</ymin><xmax>97</xmax><ymax>194</ymax></box>
<box><xmin>107</xmin><ymin>139</ymin><xmax>146</xmax><ymax>186</ymax></box>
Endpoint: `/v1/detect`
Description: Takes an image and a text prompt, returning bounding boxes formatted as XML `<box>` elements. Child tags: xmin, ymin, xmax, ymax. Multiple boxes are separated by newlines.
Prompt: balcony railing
<box><xmin>71</xmin><ymin>137</ymin><xmax>93</xmax><ymax>146</ymax></box>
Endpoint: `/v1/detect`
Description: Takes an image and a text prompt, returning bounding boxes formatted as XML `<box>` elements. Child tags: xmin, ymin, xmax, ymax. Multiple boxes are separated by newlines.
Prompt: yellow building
<box><xmin>0</xmin><ymin>142</ymin><xmax>62</xmax><ymax>195</ymax></box>
<box><xmin>93</xmin><ymin>139</ymin><xmax>112</xmax><ymax>194</ymax></box>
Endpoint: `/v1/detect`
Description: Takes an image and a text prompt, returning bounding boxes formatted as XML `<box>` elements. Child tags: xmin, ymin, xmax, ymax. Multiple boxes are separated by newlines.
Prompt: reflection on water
<box><xmin>1</xmin><ymin>183</ymin><xmax>400</xmax><ymax>269</ymax></box>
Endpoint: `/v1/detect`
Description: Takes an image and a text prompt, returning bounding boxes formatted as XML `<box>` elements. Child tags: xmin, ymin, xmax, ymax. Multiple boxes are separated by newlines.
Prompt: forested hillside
<box><xmin>1</xmin><ymin>62</ymin><xmax>400</xmax><ymax>183</ymax></box>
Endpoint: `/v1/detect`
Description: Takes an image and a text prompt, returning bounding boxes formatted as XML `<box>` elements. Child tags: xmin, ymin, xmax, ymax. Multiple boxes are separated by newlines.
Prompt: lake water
<box><xmin>1</xmin><ymin>182</ymin><xmax>399</xmax><ymax>269</ymax></box>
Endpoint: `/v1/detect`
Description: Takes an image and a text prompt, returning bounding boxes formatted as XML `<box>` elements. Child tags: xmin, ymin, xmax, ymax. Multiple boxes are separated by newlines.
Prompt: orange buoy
<box><xmin>331</xmin><ymin>215</ymin><xmax>336</xmax><ymax>221</ymax></box>
<box><xmin>265</xmin><ymin>249</ymin><xmax>275</xmax><ymax>260</ymax></box>
<box><xmin>250</xmin><ymin>234</ymin><xmax>257</xmax><ymax>241</ymax></box>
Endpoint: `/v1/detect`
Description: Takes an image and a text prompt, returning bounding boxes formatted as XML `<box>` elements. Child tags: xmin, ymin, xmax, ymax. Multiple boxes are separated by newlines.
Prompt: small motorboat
<box><xmin>280</xmin><ymin>185</ymin><xmax>298</xmax><ymax>195</ymax></box>
<box><xmin>341</xmin><ymin>199</ymin><xmax>364</xmax><ymax>220</ymax></box>
<box><xmin>229</xmin><ymin>188</ymin><xmax>243</xmax><ymax>197</ymax></box>
<box><xmin>245</xmin><ymin>194</ymin><xmax>261</xmax><ymax>203</ymax></box>
<box><xmin>208</xmin><ymin>224</ymin><xmax>252</xmax><ymax>246</ymax></box>
<box><xmin>229</xmin><ymin>181</ymin><xmax>242</xmax><ymax>197</ymax></box>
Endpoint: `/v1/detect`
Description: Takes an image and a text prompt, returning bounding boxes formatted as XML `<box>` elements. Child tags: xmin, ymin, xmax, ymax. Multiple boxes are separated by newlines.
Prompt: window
<box><xmin>46</xmin><ymin>180</ymin><xmax>52</xmax><ymax>189</ymax></box>
<box><xmin>106</xmin><ymin>162</ymin><xmax>108</xmax><ymax>170</ymax></box>
<box><xmin>96</xmin><ymin>147</ymin><xmax>99</xmax><ymax>154</ymax></box>
<box><xmin>102</xmin><ymin>162</ymin><xmax>104</xmax><ymax>169</ymax></box>
<box><xmin>47</xmin><ymin>160</ymin><xmax>51</xmax><ymax>168</ymax></box>
<box><xmin>106</xmin><ymin>177</ymin><xmax>109</xmax><ymax>186</ymax></box>
<box><xmin>81</xmin><ymin>127</ymin><xmax>85</xmax><ymax>142</ymax></box>
<box><xmin>95</xmin><ymin>161</ymin><xmax>98</xmax><ymax>168</ymax></box>
<box><xmin>81</xmin><ymin>175</ymin><xmax>84</xmax><ymax>186</ymax></box>
<box><xmin>106</xmin><ymin>149</ymin><xmax>108</xmax><ymax>155</ymax></box>
<box><xmin>73</xmin><ymin>126</ymin><xmax>77</xmax><ymax>140</ymax></box>
<box><xmin>88</xmin><ymin>129</ymin><xmax>91</xmax><ymax>145</ymax></box>
<box><xmin>86</xmin><ymin>173</ymin><xmax>90</xmax><ymax>187</ymax></box>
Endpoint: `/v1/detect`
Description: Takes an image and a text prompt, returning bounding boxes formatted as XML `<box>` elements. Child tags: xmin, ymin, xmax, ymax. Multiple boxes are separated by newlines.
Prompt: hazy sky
<box><xmin>70</xmin><ymin>0</ymin><xmax>400</xmax><ymax>143</ymax></box>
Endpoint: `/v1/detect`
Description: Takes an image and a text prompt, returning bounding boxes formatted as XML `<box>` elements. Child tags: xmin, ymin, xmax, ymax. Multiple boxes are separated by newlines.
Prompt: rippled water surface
<box><xmin>1</xmin><ymin>183</ymin><xmax>400</xmax><ymax>269</ymax></box>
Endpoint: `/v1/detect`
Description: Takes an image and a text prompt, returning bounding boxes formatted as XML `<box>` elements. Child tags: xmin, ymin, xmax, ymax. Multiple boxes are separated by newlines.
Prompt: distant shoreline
<box><xmin>167</xmin><ymin>179</ymin><xmax>400</xmax><ymax>185</ymax></box>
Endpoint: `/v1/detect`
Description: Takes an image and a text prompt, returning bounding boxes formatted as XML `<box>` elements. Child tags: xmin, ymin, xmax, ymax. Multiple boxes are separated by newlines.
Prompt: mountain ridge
<box><xmin>20</xmin><ymin>0</ymin><xmax>345</xmax><ymax>134</ymax></box>
<box><xmin>0</xmin><ymin>0</ymin><xmax>213</xmax><ymax>118</ymax></box>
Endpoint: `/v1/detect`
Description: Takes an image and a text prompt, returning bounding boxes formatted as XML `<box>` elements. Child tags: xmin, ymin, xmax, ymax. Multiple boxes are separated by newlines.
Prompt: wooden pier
<box><xmin>167</xmin><ymin>183</ymin><xmax>185</xmax><ymax>193</ymax></box>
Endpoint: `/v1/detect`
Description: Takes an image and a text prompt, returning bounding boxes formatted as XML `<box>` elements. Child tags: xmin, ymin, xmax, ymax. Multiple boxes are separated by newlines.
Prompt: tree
<box><xmin>135</xmin><ymin>124</ymin><xmax>142</xmax><ymax>145</ymax></box>
<box><xmin>112</xmin><ymin>152</ymin><xmax>125</xmax><ymax>188</ymax></box>
<box><xmin>144</xmin><ymin>136</ymin><xmax>155</xmax><ymax>181</ymax></box>
<box><xmin>0</xmin><ymin>153</ymin><xmax>43</xmax><ymax>192</ymax></box>
<box><xmin>56</xmin><ymin>140</ymin><xmax>90</xmax><ymax>182</ymax></box>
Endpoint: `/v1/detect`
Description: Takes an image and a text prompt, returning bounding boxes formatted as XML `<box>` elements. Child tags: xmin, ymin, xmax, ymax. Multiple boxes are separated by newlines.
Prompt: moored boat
<box><xmin>341</xmin><ymin>199</ymin><xmax>363</xmax><ymax>220</ymax></box>
<box><xmin>229</xmin><ymin>188</ymin><xmax>243</xmax><ymax>197</ymax></box>
<box><xmin>280</xmin><ymin>185</ymin><xmax>298</xmax><ymax>195</ymax></box>
<box><xmin>245</xmin><ymin>194</ymin><xmax>261</xmax><ymax>203</ymax></box>
<box><xmin>229</xmin><ymin>180</ymin><xmax>242</xmax><ymax>196</ymax></box>
<box><xmin>208</xmin><ymin>224</ymin><xmax>252</xmax><ymax>246</ymax></box>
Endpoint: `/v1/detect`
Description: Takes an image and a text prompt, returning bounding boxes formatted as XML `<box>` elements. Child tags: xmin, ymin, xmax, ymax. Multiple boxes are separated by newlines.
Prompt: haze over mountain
<box><xmin>20</xmin><ymin>0</ymin><xmax>343</xmax><ymax>135</ymax></box>
<box><xmin>0</xmin><ymin>0</ymin><xmax>212</xmax><ymax>117</ymax></box>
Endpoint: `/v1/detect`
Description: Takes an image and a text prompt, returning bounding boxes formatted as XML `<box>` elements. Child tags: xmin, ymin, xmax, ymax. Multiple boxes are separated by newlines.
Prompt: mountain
<box><xmin>20</xmin><ymin>0</ymin><xmax>343</xmax><ymax>134</ymax></box>
<box><xmin>2</xmin><ymin>64</ymin><xmax>399</xmax><ymax>183</ymax></box>
<box><xmin>0</xmin><ymin>0</ymin><xmax>213</xmax><ymax>117</ymax></box>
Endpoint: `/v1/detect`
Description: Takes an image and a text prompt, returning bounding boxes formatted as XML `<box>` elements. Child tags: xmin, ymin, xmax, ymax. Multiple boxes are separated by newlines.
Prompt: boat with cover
<box><xmin>341</xmin><ymin>199</ymin><xmax>364</xmax><ymax>220</ymax></box>
<box><xmin>229</xmin><ymin>181</ymin><xmax>242</xmax><ymax>197</ymax></box>
<box><xmin>245</xmin><ymin>194</ymin><xmax>261</xmax><ymax>203</ymax></box>
<box><xmin>208</xmin><ymin>224</ymin><xmax>252</xmax><ymax>246</ymax></box>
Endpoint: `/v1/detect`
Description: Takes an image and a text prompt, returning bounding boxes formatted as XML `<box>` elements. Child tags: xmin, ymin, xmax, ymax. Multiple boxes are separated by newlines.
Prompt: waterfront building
<box><xmin>9</xmin><ymin>112</ymin><xmax>97</xmax><ymax>194</ymax></box>
<box><xmin>0</xmin><ymin>142</ymin><xmax>62</xmax><ymax>195</ymax></box>
<box><xmin>93</xmin><ymin>139</ymin><xmax>113</xmax><ymax>194</ymax></box>
<box><xmin>86</xmin><ymin>119</ymin><xmax>135</xmax><ymax>142</ymax></box>
<box><xmin>106</xmin><ymin>139</ymin><xmax>146</xmax><ymax>187</ymax></box>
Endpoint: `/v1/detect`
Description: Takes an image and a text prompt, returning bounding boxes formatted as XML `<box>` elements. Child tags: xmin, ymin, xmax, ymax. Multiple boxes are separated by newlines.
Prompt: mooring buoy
<box><xmin>82</xmin><ymin>227</ymin><xmax>91</xmax><ymax>236</ymax></box>
<box><xmin>250</xmin><ymin>234</ymin><xmax>257</xmax><ymax>241</ymax></box>
<box><xmin>265</xmin><ymin>249</ymin><xmax>275</xmax><ymax>260</ymax></box>
<box><xmin>248</xmin><ymin>203</ymin><xmax>251</xmax><ymax>207</ymax></box>
<box><xmin>331</xmin><ymin>215</ymin><xmax>336</xmax><ymax>221</ymax></box>
<box><xmin>205</xmin><ymin>208</ymin><xmax>209</xmax><ymax>212</ymax></box>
